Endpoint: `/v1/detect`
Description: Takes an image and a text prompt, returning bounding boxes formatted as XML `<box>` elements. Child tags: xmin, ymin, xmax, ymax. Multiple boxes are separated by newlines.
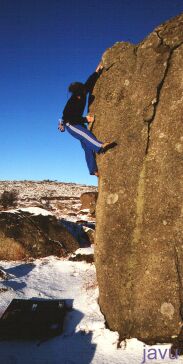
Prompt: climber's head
<box><xmin>68</xmin><ymin>82</ymin><xmax>87</xmax><ymax>96</ymax></box>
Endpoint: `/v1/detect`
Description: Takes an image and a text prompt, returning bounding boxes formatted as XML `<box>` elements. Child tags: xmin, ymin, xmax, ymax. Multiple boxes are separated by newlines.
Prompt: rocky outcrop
<box><xmin>91</xmin><ymin>13</ymin><xmax>183</xmax><ymax>343</ymax></box>
<box><xmin>69</xmin><ymin>253</ymin><xmax>94</xmax><ymax>263</ymax></box>
<box><xmin>60</xmin><ymin>219</ymin><xmax>95</xmax><ymax>247</ymax></box>
<box><xmin>80</xmin><ymin>192</ymin><xmax>98</xmax><ymax>215</ymax></box>
<box><xmin>0</xmin><ymin>210</ymin><xmax>79</xmax><ymax>259</ymax></box>
<box><xmin>0</xmin><ymin>181</ymin><xmax>97</xmax><ymax>221</ymax></box>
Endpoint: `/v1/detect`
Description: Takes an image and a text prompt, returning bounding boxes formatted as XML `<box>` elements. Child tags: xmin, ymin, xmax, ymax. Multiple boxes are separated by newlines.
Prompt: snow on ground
<box><xmin>3</xmin><ymin>207</ymin><xmax>53</xmax><ymax>216</ymax></box>
<box><xmin>74</xmin><ymin>246</ymin><xmax>94</xmax><ymax>255</ymax></box>
<box><xmin>0</xmin><ymin>256</ymin><xmax>182</xmax><ymax>364</ymax></box>
<box><xmin>0</xmin><ymin>180</ymin><xmax>97</xmax><ymax>223</ymax></box>
<box><xmin>18</xmin><ymin>207</ymin><xmax>53</xmax><ymax>216</ymax></box>
<box><xmin>0</xmin><ymin>180</ymin><xmax>97</xmax><ymax>201</ymax></box>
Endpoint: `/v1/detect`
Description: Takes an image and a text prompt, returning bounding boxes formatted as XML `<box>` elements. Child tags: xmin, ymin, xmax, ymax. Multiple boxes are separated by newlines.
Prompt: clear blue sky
<box><xmin>0</xmin><ymin>0</ymin><xmax>183</xmax><ymax>186</ymax></box>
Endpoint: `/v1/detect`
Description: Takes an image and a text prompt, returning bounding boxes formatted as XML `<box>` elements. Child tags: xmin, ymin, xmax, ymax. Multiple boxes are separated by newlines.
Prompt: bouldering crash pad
<box><xmin>0</xmin><ymin>298</ymin><xmax>68</xmax><ymax>340</ymax></box>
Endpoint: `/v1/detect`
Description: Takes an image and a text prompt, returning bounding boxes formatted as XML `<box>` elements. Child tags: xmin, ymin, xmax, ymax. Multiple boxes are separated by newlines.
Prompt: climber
<box><xmin>58</xmin><ymin>62</ymin><xmax>114</xmax><ymax>177</ymax></box>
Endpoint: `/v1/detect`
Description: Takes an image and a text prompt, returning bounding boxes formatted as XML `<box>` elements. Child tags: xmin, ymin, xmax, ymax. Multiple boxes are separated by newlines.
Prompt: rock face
<box><xmin>0</xmin><ymin>210</ymin><xmax>79</xmax><ymax>259</ymax></box>
<box><xmin>91</xmin><ymin>14</ymin><xmax>183</xmax><ymax>343</ymax></box>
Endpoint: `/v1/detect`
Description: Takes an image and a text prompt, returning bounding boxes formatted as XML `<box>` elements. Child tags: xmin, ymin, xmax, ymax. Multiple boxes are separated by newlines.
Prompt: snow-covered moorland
<box><xmin>0</xmin><ymin>252</ymin><xmax>182</xmax><ymax>364</ymax></box>
<box><xmin>0</xmin><ymin>180</ymin><xmax>97</xmax><ymax>221</ymax></box>
<box><xmin>0</xmin><ymin>182</ymin><xmax>182</xmax><ymax>363</ymax></box>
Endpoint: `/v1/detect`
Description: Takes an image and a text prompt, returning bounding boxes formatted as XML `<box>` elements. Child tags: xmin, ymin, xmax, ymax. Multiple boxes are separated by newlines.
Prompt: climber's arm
<box><xmin>85</xmin><ymin>62</ymin><xmax>104</xmax><ymax>93</ymax></box>
<box><xmin>84</xmin><ymin>72</ymin><xmax>99</xmax><ymax>93</ymax></box>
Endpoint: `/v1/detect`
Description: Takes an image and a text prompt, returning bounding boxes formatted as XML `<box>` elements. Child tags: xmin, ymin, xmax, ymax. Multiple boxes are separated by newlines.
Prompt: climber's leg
<box><xmin>65</xmin><ymin>123</ymin><xmax>103</xmax><ymax>153</ymax></box>
<box><xmin>80</xmin><ymin>140</ymin><xmax>98</xmax><ymax>175</ymax></box>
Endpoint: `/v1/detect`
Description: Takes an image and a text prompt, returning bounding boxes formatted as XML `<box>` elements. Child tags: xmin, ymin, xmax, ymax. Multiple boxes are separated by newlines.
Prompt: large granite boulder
<box><xmin>0</xmin><ymin>209</ymin><xmax>79</xmax><ymax>260</ymax></box>
<box><xmin>91</xmin><ymin>13</ymin><xmax>183</xmax><ymax>343</ymax></box>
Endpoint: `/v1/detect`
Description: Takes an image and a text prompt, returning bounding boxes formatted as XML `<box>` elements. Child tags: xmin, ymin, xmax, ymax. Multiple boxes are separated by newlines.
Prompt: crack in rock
<box><xmin>173</xmin><ymin>244</ymin><xmax>183</xmax><ymax>319</ymax></box>
<box><xmin>145</xmin><ymin>33</ymin><xmax>183</xmax><ymax>154</ymax></box>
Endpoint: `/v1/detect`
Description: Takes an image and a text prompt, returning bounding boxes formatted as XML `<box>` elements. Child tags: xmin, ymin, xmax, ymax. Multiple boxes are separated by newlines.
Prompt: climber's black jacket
<box><xmin>62</xmin><ymin>72</ymin><xmax>100</xmax><ymax>125</ymax></box>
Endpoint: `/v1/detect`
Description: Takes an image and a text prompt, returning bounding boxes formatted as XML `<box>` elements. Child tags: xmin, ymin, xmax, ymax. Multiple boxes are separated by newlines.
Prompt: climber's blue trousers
<box><xmin>65</xmin><ymin>123</ymin><xmax>103</xmax><ymax>175</ymax></box>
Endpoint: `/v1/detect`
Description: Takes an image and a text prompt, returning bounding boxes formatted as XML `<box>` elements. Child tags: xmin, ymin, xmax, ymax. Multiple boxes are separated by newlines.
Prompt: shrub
<box><xmin>0</xmin><ymin>236</ymin><xmax>27</xmax><ymax>260</ymax></box>
<box><xmin>0</xmin><ymin>190</ymin><xmax>18</xmax><ymax>209</ymax></box>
